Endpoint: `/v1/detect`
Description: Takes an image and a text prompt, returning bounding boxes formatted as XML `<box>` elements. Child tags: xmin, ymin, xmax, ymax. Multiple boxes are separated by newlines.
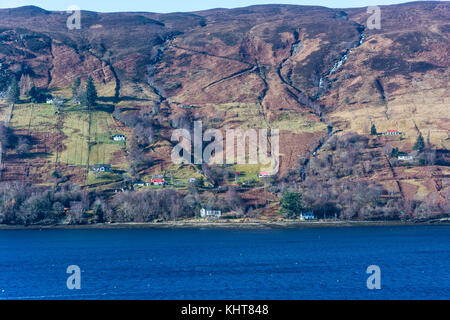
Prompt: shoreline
<box><xmin>0</xmin><ymin>219</ymin><xmax>449</xmax><ymax>230</ymax></box>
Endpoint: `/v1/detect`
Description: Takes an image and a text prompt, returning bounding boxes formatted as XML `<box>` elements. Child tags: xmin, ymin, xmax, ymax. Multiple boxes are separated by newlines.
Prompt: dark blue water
<box><xmin>0</xmin><ymin>226</ymin><xmax>449</xmax><ymax>300</ymax></box>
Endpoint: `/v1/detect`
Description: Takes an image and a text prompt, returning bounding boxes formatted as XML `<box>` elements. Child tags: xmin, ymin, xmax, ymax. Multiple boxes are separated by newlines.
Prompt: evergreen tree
<box><xmin>370</xmin><ymin>123</ymin><xmax>377</xmax><ymax>135</ymax></box>
<box><xmin>84</xmin><ymin>76</ymin><xmax>97</xmax><ymax>107</ymax></box>
<box><xmin>7</xmin><ymin>77</ymin><xmax>20</xmax><ymax>104</ymax></box>
<box><xmin>28</xmin><ymin>86</ymin><xmax>40</xmax><ymax>103</ymax></box>
<box><xmin>414</xmin><ymin>134</ymin><xmax>425</xmax><ymax>152</ymax></box>
<box><xmin>281</xmin><ymin>191</ymin><xmax>303</xmax><ymax>219</ymax></box>
<box><xmin>391</xmin><ymin>147</ymin><xmax>399</xmax><ymax>158</ymax></box>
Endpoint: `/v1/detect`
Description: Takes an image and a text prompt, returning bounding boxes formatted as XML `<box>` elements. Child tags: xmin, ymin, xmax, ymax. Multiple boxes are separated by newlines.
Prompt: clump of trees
<box><xmin>198</xmin><ymin>186</ymin><xmax>246</xmax><ymax>216</ymax></box>
<box><xmin>16</xmin><ymin>136</ymin><xmax>31</xmax><ymax>155</ymax></box>
<box><xmin>6</xmin><ymin>77</ymin><xmax>20</xmax><ymax>104</ymax></box>
<box><xmin>0</xmin><ymin>182</ymin><xmax>203</xmax><ymax>225</ymax></box>
<box><xmin>113</xmin><ymin>108</ymin><xmax>155</xmax><ymax>147</ymax></box>
<box><xmin>202</xmin><ymin>164</ymin><xmax>234</xmax><ymax>187</ymax></box>
<box><xmin>112</xmin><ymin>107</ymin><xmax>157</xmax><ymax>182</ymax></box>
<box><xmin>52</xmin><ymin>96</ymin><xmax>65</xmax><ymax>113</ymax></box>
<box><xmin>108</xmin><ymin>189</ymin><xmax>194</xmax><ymax>222</ymax></box>
<box><xmin>68</xmin><ymin>76</ymin><xmax>97</xmax><ymax>106</ymax></box>
<box><xmin>0</xmin><ymin>183</ymin><xmax>91</xmax><ymax>225</ymax></box>
<box><xmin>170</xmin><ymin>110</ymin><xmax>194</xmax><ymax>130</ymax></box>
<box><xmin>15</xmin><ymin>74</ymin><xmax>51</xmax><ymax>103</ymax></box>
<box><xmin>0</xmin><ymin>122</ymin><xmax>34</xmax><ymax>156</ymax></box>
<box><xmin>283</xmin><ymin>132</ymin><xmax>446</xmax><ymax>220</ymax></box>
<box><xmin>127</xmin><ymin>135</ymin><xmax>154</xmax><ymax>182</ymax></box>
<box><xmin>28</xmin><ymin>85</ymin><xmax>50</xmax><ymax>103</ymax></box>
<box><xmin>0</xmin><ymin>122</ymin><xmax>15</xmax><ymax>148</ymax></box>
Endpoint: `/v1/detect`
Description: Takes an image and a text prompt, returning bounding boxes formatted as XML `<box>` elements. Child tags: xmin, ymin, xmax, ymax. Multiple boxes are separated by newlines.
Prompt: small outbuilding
<box><xmin>92</xmin><ymin>164</ymin><xmax>111</xmax><ymax>173</ymax></box>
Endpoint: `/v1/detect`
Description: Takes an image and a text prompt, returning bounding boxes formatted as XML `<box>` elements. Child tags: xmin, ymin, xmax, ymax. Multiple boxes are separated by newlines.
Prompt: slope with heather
<box><xmin>0</xmin><ymin>2</ymin><xmax>448</xmax><ymax>223</ymax></box>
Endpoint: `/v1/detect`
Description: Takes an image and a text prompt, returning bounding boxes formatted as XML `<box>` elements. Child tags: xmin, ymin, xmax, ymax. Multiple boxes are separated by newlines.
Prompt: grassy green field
<box><xmin>9</xmin><ymin>101</ymin><xmax>128</xmax><ymax>186</ymax></box>
<box><xmin>89</xmin><ymin>111</ymin><xmax>126</xmax><ymax>165</ymax></box>
<box><xmin>10</xmin><ymin>103</ymin><xmax>57</xmax><ymax>129</ymax></box>
<box><xmin>60</xmin><ymin>111</ymin><xmax>90</xmax><ymax>165</ymax></box>
<box><xmin>9</xmin><ymin>103</ymin><xmax>59</xmax><ymax>162</ymax></box>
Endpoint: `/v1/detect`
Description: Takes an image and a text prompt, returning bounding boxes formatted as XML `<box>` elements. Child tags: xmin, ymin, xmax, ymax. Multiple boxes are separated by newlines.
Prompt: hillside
<box><xmin>0</xmin><ymin>2</ymin><xmax>448</xmax><ymax>224</ymax></box>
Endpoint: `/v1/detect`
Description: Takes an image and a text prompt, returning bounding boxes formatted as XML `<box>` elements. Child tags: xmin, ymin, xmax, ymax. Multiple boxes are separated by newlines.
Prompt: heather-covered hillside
<box><xmin>0</xmin><ymin>2</ymin><xmax>448</xmax><ymax>224</ymax></box>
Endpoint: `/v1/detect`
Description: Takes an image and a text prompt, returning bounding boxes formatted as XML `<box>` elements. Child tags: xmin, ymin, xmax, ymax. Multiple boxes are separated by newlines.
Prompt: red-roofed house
<box><xmin>384</xmin><ymin>130</ymin><xmax>402</xmax><ymax>135</ymax></box>
<box><xmin>151</xmin><ymin>179</ymin><xmax>165</xmax><ymax>186</ymax></box>
<box><xmin>258</xmin><ymin>171</ymin><xmax>273</xmax><ymax>178</ymax></box>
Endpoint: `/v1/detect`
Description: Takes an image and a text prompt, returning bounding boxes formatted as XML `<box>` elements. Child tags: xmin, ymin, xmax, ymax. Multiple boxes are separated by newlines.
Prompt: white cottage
<box><xmin>112</xmin><ymin>134</ymin><xmax>126</xmax><ymax>142</ymax></box>
<box><xmin>300</xmin><ymin>211</ymin><xmax>315</xmax><ymax>220</ymax></box>
<box><xmin>200</xmin><ymin>208</ymin><xmax>222</xmax><ymax>218</ymax></box>
<box><xmin>398</xmin><ymin>153</ymin><xmax>414</xmax><ymax>161</ymax></box>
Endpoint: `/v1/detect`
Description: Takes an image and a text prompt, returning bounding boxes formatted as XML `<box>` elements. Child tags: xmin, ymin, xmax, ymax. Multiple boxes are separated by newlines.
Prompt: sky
<box><xmin>0</xmin><ymin>0</ymin><xmax>430</xmax><ymax>13</ymax></box>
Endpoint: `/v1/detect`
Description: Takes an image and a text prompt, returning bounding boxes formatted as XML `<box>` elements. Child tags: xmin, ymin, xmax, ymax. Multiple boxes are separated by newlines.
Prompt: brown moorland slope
<box><xmin>0</xmin><ymin>2</ymin><xmax>448</xmax><ymax>218</ymax></box>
